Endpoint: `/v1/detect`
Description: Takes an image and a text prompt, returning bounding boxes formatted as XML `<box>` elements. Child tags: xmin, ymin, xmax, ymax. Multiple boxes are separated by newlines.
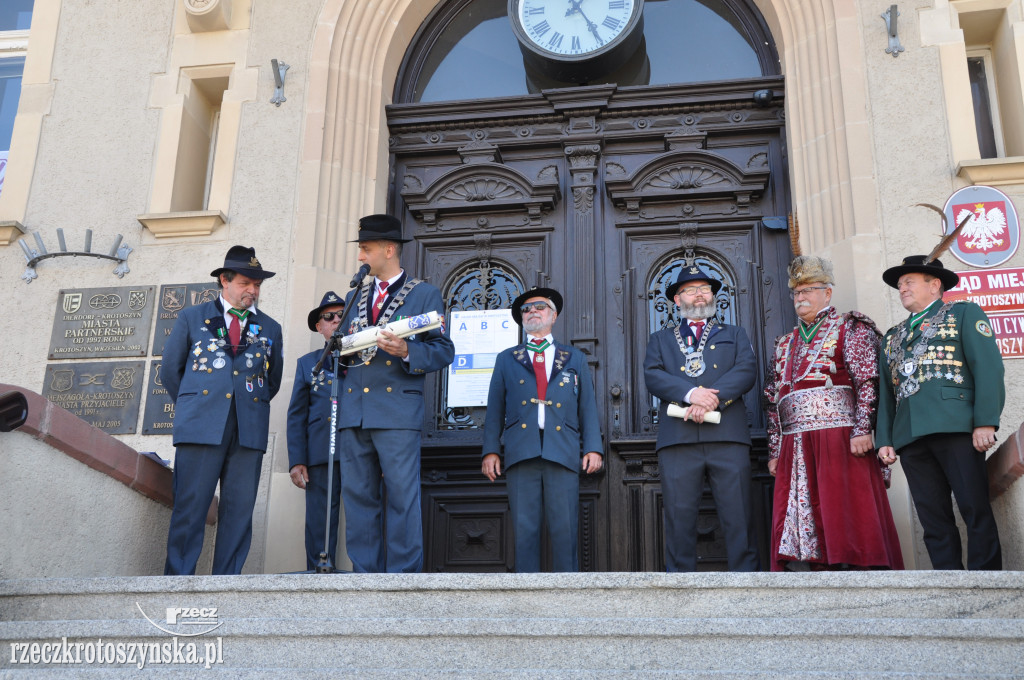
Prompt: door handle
<box><xmin>609</xmin><ymin>383</ymin><xmax>623</xmax><ymax>437</ymax></box>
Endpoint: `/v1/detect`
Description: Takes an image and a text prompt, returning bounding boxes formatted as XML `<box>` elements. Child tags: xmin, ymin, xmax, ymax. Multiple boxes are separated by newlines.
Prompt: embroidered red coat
<box><xmin>764</xmin><ymin>306</ymin><xmax>903</xmax><ymax>570</ymax></box>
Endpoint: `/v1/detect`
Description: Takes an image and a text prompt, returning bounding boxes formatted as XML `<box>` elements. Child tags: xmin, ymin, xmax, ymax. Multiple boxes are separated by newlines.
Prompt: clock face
<box><xmin>515</xmin><ymin>0</ymin><xmax>639</xmax><ymax>58</ymax></box>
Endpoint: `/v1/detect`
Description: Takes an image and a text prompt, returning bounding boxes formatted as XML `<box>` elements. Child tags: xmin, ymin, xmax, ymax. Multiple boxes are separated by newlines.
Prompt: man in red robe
<box><xmin>764</xmin><ymin>256</ymin><xmax>903</xmax><ymax>571</ymax></box>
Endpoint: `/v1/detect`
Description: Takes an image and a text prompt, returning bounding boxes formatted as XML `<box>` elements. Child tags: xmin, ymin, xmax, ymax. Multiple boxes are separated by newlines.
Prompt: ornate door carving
<box><xmin>386</xmin><ymin>79</ymin><xmax>792</xmax><ymax>572</ymax></box>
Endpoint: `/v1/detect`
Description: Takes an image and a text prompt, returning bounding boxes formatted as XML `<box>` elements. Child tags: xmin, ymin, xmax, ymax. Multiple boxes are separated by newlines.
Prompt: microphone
<box><xmin>349</xmin><ymin>263</ymin><xmax>370</xmax><ymax>288</ymax></box>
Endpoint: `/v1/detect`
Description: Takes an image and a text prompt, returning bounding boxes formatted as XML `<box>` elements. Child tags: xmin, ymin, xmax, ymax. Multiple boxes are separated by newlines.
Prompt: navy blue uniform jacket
<box><xmin>287</xmin><ymin>348</ymin><xmax>343</xmax><ymax>468</ymax></box>
<box><xmin>482</xmin><ymin>342</ymin><xmax>603</xmax><ymax>472</ymax></box>
<box><xmin>644</xmin><ymin>323</ymin><xmax>756</xmax><ymax>450</ymax></box>
<box><xmin>336</xmin><ymin>278</ymin><xmax>454</xmax><ymax>430</ymax></box>
<box><xmin>162</xmin><ymin>300</ymin><xmax>284</xmax><ymax>451</ymax></box>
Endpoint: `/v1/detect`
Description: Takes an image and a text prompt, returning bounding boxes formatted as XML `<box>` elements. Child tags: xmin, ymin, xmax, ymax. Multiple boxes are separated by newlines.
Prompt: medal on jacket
<box><xmin>888</xmin><ymin>301</ymin><xmax>954</xmax><ymax>402</ymax></box>
<box><xmin>674</xmin><ymin>318</ymin><xmax>716</xmax><ymax>377</ymax></box>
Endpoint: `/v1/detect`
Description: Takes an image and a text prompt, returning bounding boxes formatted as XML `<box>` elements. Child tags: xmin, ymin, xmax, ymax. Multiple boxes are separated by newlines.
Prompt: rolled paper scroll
<box><xmin>665</xmin><ymin>402</ymin><xmax>721</xmax><ymax>424</ymax></box>
<box><xmin>338</xmin><ymin>311</ymin><xmax>443</xmax><ymax>356</ymax></box>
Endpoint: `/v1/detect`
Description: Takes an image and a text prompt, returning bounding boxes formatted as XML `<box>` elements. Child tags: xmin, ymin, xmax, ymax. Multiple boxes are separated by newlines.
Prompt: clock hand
<box><xmin>576</xmin><ymin>6</ymin><xmax>602</xmax><ymax>44</ymax></box>
<box><xmin>565</xmin><ymin>0</ymin><xmax>582</xmax><ymax>17</ymax></box>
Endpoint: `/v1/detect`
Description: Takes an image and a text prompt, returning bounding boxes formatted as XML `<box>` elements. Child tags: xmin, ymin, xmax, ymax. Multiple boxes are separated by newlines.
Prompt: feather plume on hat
<box><xmin>788</xmin><ymin>212</ymin><xmax>802</xmax><ymax>257</ymax></box>
<box><xmin>787</xmin><ymin>255</ymin><xmax>834</xmax><ymax>289</ymax></box>
<box><xmin>915</xmin><ymin>203</ymin><xmax>971</xmax><ymax>263</ymax></box>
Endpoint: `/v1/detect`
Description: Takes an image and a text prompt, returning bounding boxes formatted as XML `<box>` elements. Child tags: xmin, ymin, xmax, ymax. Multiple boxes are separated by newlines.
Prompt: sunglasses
<box><xmin>520</xmin><ymin>301</ymin><xmax>551</xmax><ymax>314</ymax></box>
<box><xmin>319</xmin><ymin>311</ymin><xmax>344</xmax><ymax>322</ymax></box>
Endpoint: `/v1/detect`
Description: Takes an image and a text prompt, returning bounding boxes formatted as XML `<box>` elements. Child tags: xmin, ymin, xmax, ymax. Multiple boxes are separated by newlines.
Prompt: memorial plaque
<box><xmin>152</xmin><ymin>283</ymin><xmax>220</xmax><ymax>356</ymax></box>
<box><xmin>49</xmin><ymin>286</ymin><xmax>155</xmax><ymax>359</ymax></box>
<box><xmin>42</xmin><ymin>361</ymin><xmax>144</xmax><ymax>434</ymax></box>
<box><xmin>142</xmin><ymin>359</ymin><xmax>175</xmax><ymax>435</ymax></box>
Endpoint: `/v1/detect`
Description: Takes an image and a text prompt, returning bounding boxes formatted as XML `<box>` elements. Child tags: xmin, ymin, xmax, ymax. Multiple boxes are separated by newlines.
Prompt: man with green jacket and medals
<box><xmin>876</xmin><ymin>254</ymin><xmax>1004</xmax><ymax>570</ymax></box>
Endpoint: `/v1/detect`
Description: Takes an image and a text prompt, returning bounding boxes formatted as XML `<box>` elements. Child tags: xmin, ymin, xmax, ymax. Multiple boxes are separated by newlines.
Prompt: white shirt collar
<box><xmin>374</xmin><ymin>269</ymin><xmax>404</xmax><ymax>290</ymax></box>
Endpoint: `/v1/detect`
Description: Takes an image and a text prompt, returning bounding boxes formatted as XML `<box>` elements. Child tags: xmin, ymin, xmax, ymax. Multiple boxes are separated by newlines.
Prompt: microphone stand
<box><xmin>312</xmin><ymin>337</ymin><xmax>345</xmax><ymax>573</ymax></box>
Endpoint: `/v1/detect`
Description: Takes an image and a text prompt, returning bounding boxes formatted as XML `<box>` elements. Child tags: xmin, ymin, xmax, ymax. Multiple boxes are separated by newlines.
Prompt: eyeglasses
<box><xmin>319</xmin><ymin>311</ymin><xmax>344</xmax><ymax>322</ymax></box>
<box><xmin>790</xmin><ymin>286</ymin><xmax>830</xmax><ymax>299</ymax></box>
<box><xmin>520</xmin><ymin>301</ymin><xmax>551</xmax><ymax>314</ymax></box>
<box><xmin>679</xmin><ymin>285</ymin><xmax>713</xmax><ymax>296</ymax></box>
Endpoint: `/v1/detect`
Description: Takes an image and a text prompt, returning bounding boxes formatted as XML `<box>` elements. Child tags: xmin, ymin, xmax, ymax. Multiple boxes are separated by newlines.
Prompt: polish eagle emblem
<box><xmin>954</xmin><ymin>202</ymin><xmax>1008</xmax><ymax>253</ymax></box>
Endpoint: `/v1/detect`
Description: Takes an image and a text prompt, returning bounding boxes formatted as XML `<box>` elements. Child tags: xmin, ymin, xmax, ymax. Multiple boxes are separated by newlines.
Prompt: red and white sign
<box><xmin>944</xmin><ymin>266</ymin><xmax>1024</xmax><ymax>359</ymax></box>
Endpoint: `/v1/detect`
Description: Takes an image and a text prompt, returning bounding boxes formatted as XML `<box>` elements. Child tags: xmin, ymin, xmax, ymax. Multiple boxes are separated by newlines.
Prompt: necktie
<box><xmin>530</xmin><ymin>338</ymin><xmax>548</xmax><ymax>401</ymax></box>
<box><xmin>372</xmin><ymin>281</ymin><xmax>389</xmax><ymax>324</ymax></box>
<box><xmin>228</xmin><ymin>308</ymin><xmax>248</xmax><ymax>348</ymax></box>
<box><xmin>690</xmin><ymin>321</ymin><xmax>705</xmax><ymax>339</ymax></box>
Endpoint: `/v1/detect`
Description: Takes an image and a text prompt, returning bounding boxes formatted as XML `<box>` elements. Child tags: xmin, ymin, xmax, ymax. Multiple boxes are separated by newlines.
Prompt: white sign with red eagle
<box><xmin>942</xmin><ymin>185</ymin><xmax>1020</xmax><ymax>268</ymax></box>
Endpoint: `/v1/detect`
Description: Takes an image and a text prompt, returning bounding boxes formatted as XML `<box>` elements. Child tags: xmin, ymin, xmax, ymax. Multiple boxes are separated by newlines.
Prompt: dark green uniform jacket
<box><xmin>876</xmin><ymin>299</ymin><xmax>1004</xmax><ymax>451</ymax></box>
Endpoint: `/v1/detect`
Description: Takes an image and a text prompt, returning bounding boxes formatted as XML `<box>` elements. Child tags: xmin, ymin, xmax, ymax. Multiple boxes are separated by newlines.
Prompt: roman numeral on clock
<box><xmin>531</xmin><ymin>20</ymin><xmax>550</xmax><ymax>37</ymax></box>
<box><xmin>602</xmin><ymin>16</ymin><xmax>622</xmax><ymax>31</ymax></box>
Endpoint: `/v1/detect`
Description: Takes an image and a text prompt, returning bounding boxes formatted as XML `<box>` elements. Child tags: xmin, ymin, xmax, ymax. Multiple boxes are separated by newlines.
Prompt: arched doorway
<box><xmin>384</xmin><ymin>0</ymin><xmax>793</xmax><ymax>571</ymax></box>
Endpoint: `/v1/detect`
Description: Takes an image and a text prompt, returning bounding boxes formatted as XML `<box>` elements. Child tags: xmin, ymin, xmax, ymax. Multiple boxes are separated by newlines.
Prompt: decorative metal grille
<box><xmin>648</xmin><ymin>255</ymin><xmax>736</xmax><ymax>332</ymax></box>
<box><xmin>438</xmin><ymin>260</ymin><xmax>524</xmax><ymax>430</ymax></box>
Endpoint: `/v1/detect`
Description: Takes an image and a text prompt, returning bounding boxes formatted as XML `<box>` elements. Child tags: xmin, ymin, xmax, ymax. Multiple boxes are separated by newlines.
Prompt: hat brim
<box><xmin>511</xmin><ymin>287</ymin><xmax>563</xmax><ymax>327</ymax></box>
<box><xmin>882</xmin><ymin>265</ymin><xmax>959</xmax><ymax>290</ymax></box>
<box><xmin>307</xmin><ymin>301</ymin><xmax>347</xmax><ymax>332</ymax></box>
<box><xmin>347</xmin><ymin>235</ymin><xmax>412</xmax><ymax>243</ymax></box>
<box><xmin>211</xmin><ymin>266</ymin><xmax>276</xmax><ymax>280</ymax></box>
<box><xmin>667</xmin><ymin>277</ymin><xmax>722</xmax><ymax>300</ymax></box>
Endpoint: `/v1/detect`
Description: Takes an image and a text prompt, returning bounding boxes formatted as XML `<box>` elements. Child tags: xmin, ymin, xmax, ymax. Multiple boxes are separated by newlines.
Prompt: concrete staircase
<box><xmin>2</xmin><ymin>572</ymin><xmax>1023</xmax><ymax>677</ymax></box>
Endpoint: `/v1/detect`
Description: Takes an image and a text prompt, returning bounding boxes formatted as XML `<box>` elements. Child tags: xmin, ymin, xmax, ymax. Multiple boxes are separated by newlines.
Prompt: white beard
<box><xmin>678</xmin><ymin>300</ymin><xmax>715</xmax><ymax>320</ymax></box>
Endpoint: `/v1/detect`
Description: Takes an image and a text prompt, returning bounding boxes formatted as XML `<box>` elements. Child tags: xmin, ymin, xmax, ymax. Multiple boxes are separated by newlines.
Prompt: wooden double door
<box><xmin>385</xmin><ymin>79</ymin><xmax>795</xmax><ymax>571</ymax></box>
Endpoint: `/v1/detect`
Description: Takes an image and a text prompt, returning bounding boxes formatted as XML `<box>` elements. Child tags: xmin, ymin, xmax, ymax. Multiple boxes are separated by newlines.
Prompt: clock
<box><xmin>509</xmin><ymin>0</ymin><xmax>645</xmax><ymax>83</ymax></box>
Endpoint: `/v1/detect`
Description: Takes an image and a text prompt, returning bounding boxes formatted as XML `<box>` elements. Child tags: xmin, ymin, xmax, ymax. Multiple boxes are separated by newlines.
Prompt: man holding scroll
<box><xmin>335</xmin><ymin>214</ymin><xmax>455</xmax><ymax>573</ymax></box>
<box><xmin>643</xmin><ymin>264</ymin><xmax>759</xmax><ymax>572</ymax></box>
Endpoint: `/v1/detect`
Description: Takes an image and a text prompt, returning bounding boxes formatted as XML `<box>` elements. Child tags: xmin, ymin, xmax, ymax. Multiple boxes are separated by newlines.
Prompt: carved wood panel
<box><xmin>387</xmin><ymin>80</ymin><xmax>792</xmax><ymax>572</ymax></box>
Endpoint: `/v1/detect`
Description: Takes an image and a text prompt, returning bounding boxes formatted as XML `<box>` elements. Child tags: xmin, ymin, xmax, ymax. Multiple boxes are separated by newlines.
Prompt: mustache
<box><xmin>795</xmin><ymin>301</ymin><xmax>812</xmax><ymax>309</ymax></box>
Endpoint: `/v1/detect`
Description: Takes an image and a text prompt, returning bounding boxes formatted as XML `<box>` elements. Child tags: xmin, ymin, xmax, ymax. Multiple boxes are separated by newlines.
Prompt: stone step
<box><xmin>2</xmin><ymin>573</ymin><xmax>1023</xmax><ymax>677</ymax></box>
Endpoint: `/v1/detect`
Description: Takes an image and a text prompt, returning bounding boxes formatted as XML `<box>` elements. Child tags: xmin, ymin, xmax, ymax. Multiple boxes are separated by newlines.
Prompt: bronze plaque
<box><xmin>42</xmin><ymin>361</ymin><xmax>144</xmax><ymax>434</ymax></box>
<box><xmin>49</xmin><ymin>286</ymin><xmax>156</xmax><ymax>359</ymax></box>
<box><xmin>152</xmin><ymin>283</ymin><xmax>220</xmax><ymax>356</ymax></box>
<box><xmin>141</xmin><ymin>359</ymin><xmax>175</xmax><ymax>435</ymax></box>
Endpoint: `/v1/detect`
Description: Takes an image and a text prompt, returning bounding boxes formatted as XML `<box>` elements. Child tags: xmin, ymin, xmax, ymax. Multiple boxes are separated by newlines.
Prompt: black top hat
<box><xmin>882</xmin><ymin>255</ymin><xmax>959</xmax><ymax>291</ymax></box>
<box><xmin>511</xmin><ymin>287</ymin><xmax>564</xmax><ymax>327</ymax></box>
<box><xmin>210</xmin><ymin>245</ymin><xmax>276</xmax><ymax>280</ymax></box>
<box><xmin>349</xmin><ymin>214</ymin><xmax>411</xmax><ymax>243</ymax></box>
<box><xmin>666</xmin><ymin>264</ymin><xmax>722</xmax><ymax>299</ymax></box>
<box><xmin>306</xmin><ymin>290</ymin><xmax>346</xmax><ymax>331</ymax></box>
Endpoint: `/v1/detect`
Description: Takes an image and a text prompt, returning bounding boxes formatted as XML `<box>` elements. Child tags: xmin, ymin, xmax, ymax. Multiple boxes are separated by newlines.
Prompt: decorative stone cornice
<box><xmin>0</xmin><ymin>220</ymin><xmax>26</xmax><ymax>246</ymax></box>
<box><xmin>956</xmin><ymin>157</ymin><xmax>1024</xmax><ymax>187</ymax></box>
<box><xmin>137</xmin><ymin>210</ymin><xmax>227</xmax><ymax>238</ymax></box>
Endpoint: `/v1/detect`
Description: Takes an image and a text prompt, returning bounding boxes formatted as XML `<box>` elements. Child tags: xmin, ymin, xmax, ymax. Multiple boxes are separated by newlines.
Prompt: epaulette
<box><xmin>844</xmin><ymin>310</ymin><xmax>882</xmax><ymax>337</ymax></box>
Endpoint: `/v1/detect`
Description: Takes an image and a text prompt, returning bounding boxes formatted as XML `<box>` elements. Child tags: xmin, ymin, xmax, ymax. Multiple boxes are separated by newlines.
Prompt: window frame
<box><xmin>965</xmin><ymin>48</ymin><xmax>1006</xmax><ymax>159</ymax></box>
